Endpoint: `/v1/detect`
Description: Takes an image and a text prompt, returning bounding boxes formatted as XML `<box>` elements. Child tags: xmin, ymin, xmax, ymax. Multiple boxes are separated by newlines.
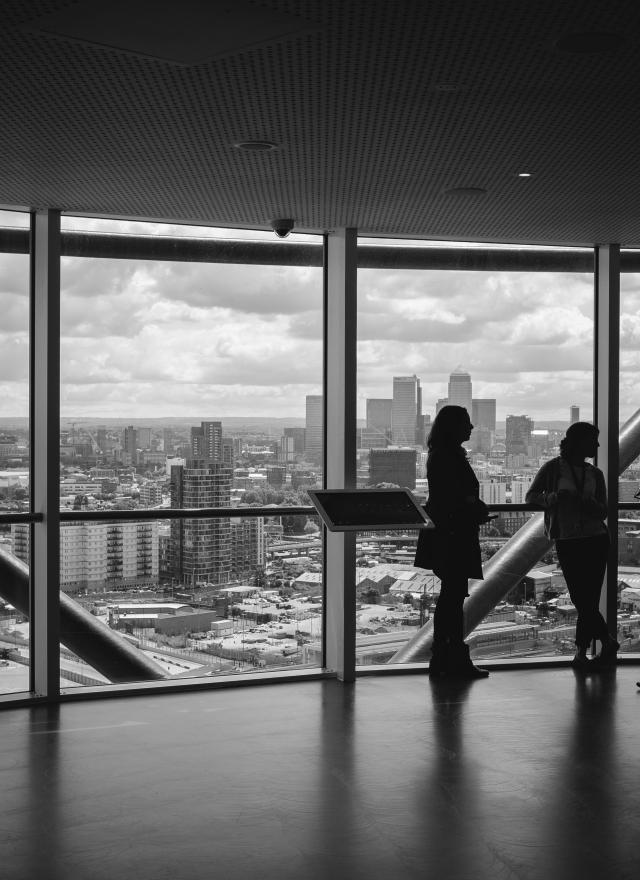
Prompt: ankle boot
<box><xmin>449</xmin><ymin>644</ymin><xmax>489</xmax><ymax>679</ymax></box>
<box><xmin>593</xmin><ymin>637</ymin><xmax>620</xmax><ymax>668</ymax></box>
<box><xmin>428</xmin><ymin>641</ymin><xmax>449</xmax><ymax>678</ymax></box>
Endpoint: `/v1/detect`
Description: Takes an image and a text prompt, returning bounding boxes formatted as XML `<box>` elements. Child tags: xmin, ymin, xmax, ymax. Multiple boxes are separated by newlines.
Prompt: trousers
<box><xmin>555</xmin><ymin>533</ymin><xmax>610</xmax><ymax>649</ymax></box>
<box><xmin>433</xmin><ymin>573</ymin><xmax>468</xmax><ymax>647</ymax></box>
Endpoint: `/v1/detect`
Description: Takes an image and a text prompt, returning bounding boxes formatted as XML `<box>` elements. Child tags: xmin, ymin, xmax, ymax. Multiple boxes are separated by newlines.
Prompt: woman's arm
<box><xmin>525</xmin><ymin>461</ymin><xmax>557</xmax><ymax>509</ymax></box>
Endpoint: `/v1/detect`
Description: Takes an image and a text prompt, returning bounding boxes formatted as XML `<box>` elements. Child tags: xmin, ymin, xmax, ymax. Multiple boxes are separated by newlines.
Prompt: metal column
<box><xmin>323</xmin><ymin>229</ymin><xmax>358</xmax><ymax>682</ymax></box>
<box><xmin>30</xmin><ymin>210</ymin><xmax>61</xmax><ymax>697</ymax></box>
<box><xmin>595</xmin><ymin>245</ymin><xmax>620</xmax><ymax>637</ymax></box>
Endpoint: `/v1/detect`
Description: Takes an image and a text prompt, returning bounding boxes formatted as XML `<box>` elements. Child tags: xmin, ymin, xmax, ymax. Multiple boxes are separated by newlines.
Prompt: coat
<box><xmin>414</xmin><ymin>445</ymin><xmax>486</xmax><ymax>581</ymax></box>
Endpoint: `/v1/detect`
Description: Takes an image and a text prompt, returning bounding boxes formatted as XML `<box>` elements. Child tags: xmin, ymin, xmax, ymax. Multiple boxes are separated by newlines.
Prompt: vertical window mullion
<box><xmin>323</xmin><ymin>229</ymin><xmax>357</xmax><ymax>682</ymax></box>
<box><xmin>30</xmin><ymin>209</ymin><xmax>61</xmax><ymax>698</ymax></box>
<box><xmin>594</xmin><ymin>244</ymin><xmax>620</xmax><ymax>639</ymax></box>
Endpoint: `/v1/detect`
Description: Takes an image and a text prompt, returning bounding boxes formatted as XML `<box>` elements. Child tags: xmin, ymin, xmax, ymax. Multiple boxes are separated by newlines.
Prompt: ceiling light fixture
<box><xmin>234</xmin><ymin>140</ymin><xmax>278</xmax><ymax>152</ymax></box>
<box><xmin>517</xmin><ymin>172</ymin><xmax>533</xmax><ymax>178</ymax></box>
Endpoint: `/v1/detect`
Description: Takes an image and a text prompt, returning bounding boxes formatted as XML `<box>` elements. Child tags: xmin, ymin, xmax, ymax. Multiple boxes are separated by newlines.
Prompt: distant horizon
<box><xmin>0</xmin><ymin>415</ymin><xmax>589</xmax><ymax>429</ymax></box>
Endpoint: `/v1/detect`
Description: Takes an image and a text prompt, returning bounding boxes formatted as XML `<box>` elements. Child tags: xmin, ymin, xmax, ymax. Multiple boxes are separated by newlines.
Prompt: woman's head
<box><xmin>427</xmin><ymin>405</ymin><xmax>473</xmax><ymax>450</ymax></box>
<box><xmin>560</xmin><ymin>421</ymin><xmax>599</xmax><ymax>460</ymax></box>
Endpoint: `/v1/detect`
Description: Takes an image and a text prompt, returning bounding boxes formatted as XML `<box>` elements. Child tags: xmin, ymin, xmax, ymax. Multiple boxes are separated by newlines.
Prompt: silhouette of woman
<box><xmin>526</xmin><ymin>422</ymin><xmax>618</xmax><ymax>669</ymax></box>
<box><xmin>414</xmin><ymin>405</ymin><xmax>490</xmax><ymax>678</ymax></box>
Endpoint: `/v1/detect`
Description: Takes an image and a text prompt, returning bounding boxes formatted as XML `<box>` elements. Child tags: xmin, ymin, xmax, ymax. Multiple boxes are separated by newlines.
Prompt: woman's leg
<box><xmin>556</xmin><ymin>535</ymin><xmax>611</xmax><ymax>650</ymax></box>
<box><xmin>433</xmin><ymin>577</ymin><xmax>466</xmax><ymax>646</ymax></box>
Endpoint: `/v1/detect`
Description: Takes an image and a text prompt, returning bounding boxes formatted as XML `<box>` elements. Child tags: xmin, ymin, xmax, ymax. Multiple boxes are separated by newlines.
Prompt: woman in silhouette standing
<box><xmin>526</xmin><ymin>421</ymin><xmax>618</xmax><ymax>669</ymax></box>
<box><xmin>415</xmin><ymin>405</ymin><xmax>490</xmax><ymax>678</ymax></box>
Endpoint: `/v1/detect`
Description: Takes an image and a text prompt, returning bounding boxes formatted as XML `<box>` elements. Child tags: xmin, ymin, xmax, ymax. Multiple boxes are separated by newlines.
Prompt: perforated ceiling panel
<box><xmin>2</xmin><ymin>0</ymin><xmax>640</xmax><ymax>244</ymax></box>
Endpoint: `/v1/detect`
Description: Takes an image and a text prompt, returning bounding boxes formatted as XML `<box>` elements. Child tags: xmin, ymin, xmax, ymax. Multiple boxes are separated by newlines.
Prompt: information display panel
<box><xmin>308</xmin><ymin>488</ymin><xmax>432</xmax><ymax>532</ymax></box>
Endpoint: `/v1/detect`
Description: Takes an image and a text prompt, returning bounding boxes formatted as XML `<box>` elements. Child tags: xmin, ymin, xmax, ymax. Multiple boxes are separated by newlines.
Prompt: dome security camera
<box><xmin>271</xmin><ymin>218</ymin><xmax>294</xmax><ymax>238</ymax></box>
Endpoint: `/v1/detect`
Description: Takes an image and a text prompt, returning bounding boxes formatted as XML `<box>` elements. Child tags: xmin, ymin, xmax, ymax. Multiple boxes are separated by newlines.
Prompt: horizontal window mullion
<box><xmin>59</xmin><ymin>506</ymin><xmax>317</xmax><ymax>522</ymax></box>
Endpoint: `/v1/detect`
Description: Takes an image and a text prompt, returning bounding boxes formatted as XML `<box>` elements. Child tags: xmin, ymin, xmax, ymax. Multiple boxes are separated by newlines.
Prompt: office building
<box><xmin>392</xmin><ymin>376</ymin><xmax>421</xmax><ymax>446</ymax></box>
<box><xmin>479</xmin><ymin>480</ymin><xmax>507</xmax><ymax>505</ymax></box>
<box><xmin>267</xmin><ymin>466</ymin><xmax>286</xmax><ymax>488</ymax></box>
<box><xmin>122</xmin><ymin>426</ymin><xmax>138</xmax><ymax>459</ymax></box>
<box><xmin>230</xmin><ymin>516</ymin><xmax>267</xmax><ymax>576</ymax></box>
<box><xmin>506</xmin><ymin>415</ymin><xmax>534</xmax><ymax>457</ymax></box>
<box><xmin>570</xmin><ymin>405</ymin><xmax>580</xmax><ymax>424</ymax></box>
<box><xmin>366</xmin><ymin>398</ymin><xmax>392</xmax><ymax>446</ymax></box>
<box><xmin>169</xmin><ymin>460</ymin><xmax>233</xmax><ymax>586</ymax></box>
<box><xmin>369</xmin><ymin>447</ymin><xmax>417</xmax><ymax>490</ymax></box>
<box><xmin>305</xmin><ymin>395</ymin><xmax>323</xmax><ymax>463</ymax></box>
<box><xmin>283</xmin><ymin>427</ymin><xmax>305</xmax><ymax>454</ymax></box>
<box><xmin>191</xmin><ymin>421</ymin><xmax>223</xmax><ymax>461</ymax></box>
<box><xmin>137</xmin><ymin>427</ymin><xmax>153</xmax><ymax>449</ymax></box>
<box><xmin>12</xmin><ymin>520</ymin><xmax>159</xmax><ymax>593</ymax></box>
<box><xmin>139</xmin><ymin>482</ymin><xmax>163</xmax><ymax>507</ymax></box>
<box><xmin>448</xmin><ymin>368</ymin><xmax>472</xmax><ymax>414</ymax></box>
<box><xmin>511</xmin><ymin>479</ymin><xmax>534</xmax><ymax>504</ymax></box>
<box><xmin>471</xmin><ymin>398</ymin><xmax>497</xmax><ymax>453</ymax></box>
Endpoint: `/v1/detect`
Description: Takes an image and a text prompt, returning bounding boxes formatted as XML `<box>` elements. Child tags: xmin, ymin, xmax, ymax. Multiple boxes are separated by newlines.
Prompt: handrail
<box><xmin>0</xmin><ymin>546</ymin><xmax>166</xmax><ymax>683</ymax></box>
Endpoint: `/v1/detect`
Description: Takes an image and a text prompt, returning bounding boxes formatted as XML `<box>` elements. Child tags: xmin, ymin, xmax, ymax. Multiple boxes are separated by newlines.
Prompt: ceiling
<box><xmin>2</xmin><ymin>0</ymin><xmax>640</xmax><ymax>245</ymax></box>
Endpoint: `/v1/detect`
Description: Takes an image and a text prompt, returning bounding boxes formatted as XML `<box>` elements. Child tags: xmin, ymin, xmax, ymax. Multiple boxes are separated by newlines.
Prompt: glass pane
<box><xmin>354</xmin><ymin>517</ymin><xmax>588</xmax><ymax>667</ymax></box>
<box><xmin>58</xmin><ymin>218</ymin><xmax>324</xmax><ymax>686</ymax></box>
<box><xmin>0</xmin><ymin>210</ymin><xmax>31</xmax><ymax>694</ymax></box>
<box><xmin>618</xmin><ymin>258</ymin><xmax>640</xmax><ymax>653</ymax></box>
<box><xmin>356</xmin><ymin>242</ymin><xmax>594</xmax><ymax>667</ymax></box>
<box><xmin>56</xmin><ymin>513</ymin><xmax>323</xmax><ymax>687</ymax></box>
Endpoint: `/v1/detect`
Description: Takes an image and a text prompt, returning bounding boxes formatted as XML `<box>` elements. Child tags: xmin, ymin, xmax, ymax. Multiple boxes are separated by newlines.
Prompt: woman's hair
<box><xmin>560</xmin><ymin>421</ymin><xmax>598</xmax><ymax>459</ymax></box>
<box><xmin>427</xmin><ymin>405</ymin><xmax>470</xmax><ymax>450</ymax></box>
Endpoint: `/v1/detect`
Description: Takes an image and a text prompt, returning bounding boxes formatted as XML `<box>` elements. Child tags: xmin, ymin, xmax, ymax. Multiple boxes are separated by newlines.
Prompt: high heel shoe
<box><xmin>571</xmin><ymin>651</ymin><xmax>591</xmax><ymax>670</ymax></box>
<box><xmin>592</xmin><ymin>638</ymin><xmax>620</xmax><ymax>668</ymax></box>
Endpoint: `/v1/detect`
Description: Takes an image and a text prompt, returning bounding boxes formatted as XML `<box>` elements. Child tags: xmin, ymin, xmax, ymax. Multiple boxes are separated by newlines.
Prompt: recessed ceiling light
<box><xmin>554</xmin><ymin>31</ymin><xmax>627</xmax><ymax>54</ymax></box>
<box><xmin>234</xmin><ymin>141</ymin><xmax>278</xmax><ymax>152</ymax></box>
<box><xmin>517</xmin><ymin>172</ymin><xmax>533</xmax><ymax>178</ymax></box>
<box><xmin>443</xmin><ymin>186</ymin><xmax>487</xmax><ymax>197</ymax></box>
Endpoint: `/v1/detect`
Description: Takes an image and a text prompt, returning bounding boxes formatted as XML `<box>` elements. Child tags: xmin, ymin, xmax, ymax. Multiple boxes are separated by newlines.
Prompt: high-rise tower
<box><xmin>169</xmin><ymin>419</ymin><xmax>232</xmax><ymax>586</ymax></box>
<box><xmin>191</xmin><ymin>421</ymin><xmax>222</xmax><ymax>461</ymax></box>
<box><xmin>448</xmin><ymin>368</ymin><xmax>472</xmax><ymax>415</ymax></box>
<box><xmin>305</xmin><ymin>395</ymin><xmax>323</xmax><ymax>463</ymax></box>
<box><xmin>506</xmin><ymin>415</ymin><xmax>534</xmax><ymax>456</ymax></box>
<box><xmin>392</xmin><ymin>376</ymin><xmax>421</xmax><ymax>446</ymax></box>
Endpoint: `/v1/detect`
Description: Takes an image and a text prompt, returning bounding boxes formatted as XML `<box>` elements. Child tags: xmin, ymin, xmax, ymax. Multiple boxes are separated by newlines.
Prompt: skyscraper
<box><xmin>471</xmin><ymin>398</ymin><xmax>497</xmax><ymax>453</ymax></box>
<box><xmin>191</xmin><ymin>421</ymin><xmax>222</xmax><ymax>461</ymax></box>
<box><xmin>392</xmin><ymin>376</ymin><xmax>421</xmax><ymax>446</ymax></box>
<box><xmin>169</xmin><ymin>419</ymin><xmax>232</xmax><ymax>586</ymax></box>
<box><xmin>169</xmin><ymin>460</ymin><xmax>232</xmax><ymax>586</ymax></box>
<box><xmin>305</xmin><ymin>395</ymin><xmax>323</xmax><ymax>463</ymax></box>
<box><xmin>472</xmin><ymin>399</ymin><xmax>497</xmax><ymax>432</ymax></box>
<box><xmin>448</xmin><ymin>368</ymin><xmax>472</xmax><ymax>414</ymax></box>
<box><xmin>366</xmin><ymin>398</ymin><xmax>392</xmax><ymax>435</ymax></box>
<box><xmin>506</xmin><ymin>415</ymin><xmax>534</xmax><ymax>456</ymax></box>
<box><xmin>122</xmin><ymin>425</ymin><xmax>137</xmax><ymax>456</ymax></box>
<box><xmin>570</xmin><ymin>405</ymin><xmax>580</xmax><ymax>425</ymax></box>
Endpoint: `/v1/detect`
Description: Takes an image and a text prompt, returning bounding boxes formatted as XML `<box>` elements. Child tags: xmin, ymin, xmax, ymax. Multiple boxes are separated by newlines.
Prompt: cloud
<box><xmin>0</xmin><ymin>228</ymin><xmax>605</xmax><ymax>420</ymax></box>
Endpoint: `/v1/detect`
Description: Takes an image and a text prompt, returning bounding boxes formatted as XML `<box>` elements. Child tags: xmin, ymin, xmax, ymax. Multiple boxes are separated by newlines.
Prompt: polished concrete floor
<box><xmin>1</xmin><ymin>668</ymin><xmax>640</xmax><ymax>880</ymax></box>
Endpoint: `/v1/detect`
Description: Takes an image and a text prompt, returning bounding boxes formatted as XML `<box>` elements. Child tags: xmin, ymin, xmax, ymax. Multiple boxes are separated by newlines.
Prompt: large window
<box><xmin>618</xmin><ymin>254</ymin><xmax>640</xmax><ymax>654</ymax></box>
<box><xmin>54</xmin><ymin>217</ymin><xmax>324</xmax><ymax>685</ymax></box>
<box><xmin>0</xmin><ymin>210</ymin><xmax>31</xmax><ymax>694</ymax></box>
<box><xmin>356</xmin><ymin>241</ymin><xmax>594</xmax><ymax>665</ymax></box>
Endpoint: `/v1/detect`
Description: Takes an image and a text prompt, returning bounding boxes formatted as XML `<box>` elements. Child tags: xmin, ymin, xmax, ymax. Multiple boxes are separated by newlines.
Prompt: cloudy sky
<box><xmin>1</xmin><ymin>209</ymin><xmax>639</xmax><ymax>424</ymax></box>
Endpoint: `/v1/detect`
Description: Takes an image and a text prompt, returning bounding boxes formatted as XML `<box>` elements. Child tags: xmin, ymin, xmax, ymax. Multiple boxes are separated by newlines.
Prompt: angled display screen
<box><xmin>307</xmin><ymin>489</ymin><xmax>432</xmax><ymax>532</ymax></box>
